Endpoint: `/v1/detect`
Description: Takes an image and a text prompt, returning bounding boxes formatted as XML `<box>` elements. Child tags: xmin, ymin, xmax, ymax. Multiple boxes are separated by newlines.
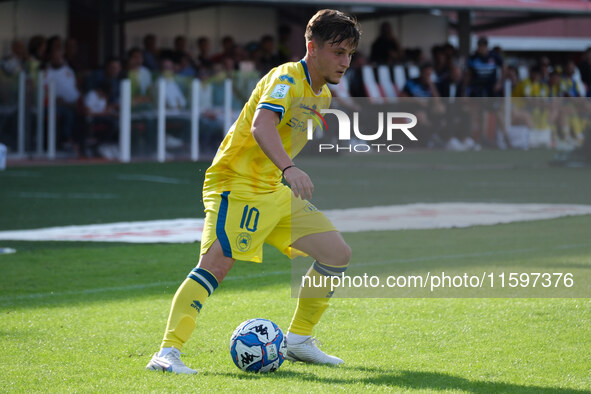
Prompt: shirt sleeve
<box><xmin>256</xmin><ymin>73</ymin><xmax>296</xmax><ymax>123</ymax></box>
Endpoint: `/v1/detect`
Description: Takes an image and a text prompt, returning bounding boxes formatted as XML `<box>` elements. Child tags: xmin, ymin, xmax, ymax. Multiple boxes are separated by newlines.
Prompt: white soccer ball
<box><xmin>229</xmin><ymin>318</ymin><xmax>287</xmax><ymax>373</ymax></box>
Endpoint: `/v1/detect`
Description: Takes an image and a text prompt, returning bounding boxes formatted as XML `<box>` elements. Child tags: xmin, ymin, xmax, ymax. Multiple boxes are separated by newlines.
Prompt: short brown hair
<box><xmin>305</xmin><ymin>9</ymin><xmax>361</xmax><ymax>48</ymax></box>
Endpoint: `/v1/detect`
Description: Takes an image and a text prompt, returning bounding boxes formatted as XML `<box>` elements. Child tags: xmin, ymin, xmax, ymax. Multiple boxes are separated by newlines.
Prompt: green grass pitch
<box><xmin>0</xmin><ymin>150</ymin><xmax>590</xmax><ymax>392</ymax></box>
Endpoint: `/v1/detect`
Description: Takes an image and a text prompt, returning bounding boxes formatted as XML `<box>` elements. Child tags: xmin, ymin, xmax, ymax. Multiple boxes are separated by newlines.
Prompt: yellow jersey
<box><xmin>512</xmin><ymin>78</ymin><xmax>548</xmax><ymax>98</ymax></box>
<box><xmin>203</xmin><ymin>59</ymin><xmax>331</xmax><ymax>195</ymax></box>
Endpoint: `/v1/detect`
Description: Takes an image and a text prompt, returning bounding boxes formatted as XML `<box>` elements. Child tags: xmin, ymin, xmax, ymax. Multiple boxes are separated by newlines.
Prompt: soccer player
<box><xmin>146</xmin><ymin>9</ymin><xmax>360</xmax><ymax>374</ymax></box>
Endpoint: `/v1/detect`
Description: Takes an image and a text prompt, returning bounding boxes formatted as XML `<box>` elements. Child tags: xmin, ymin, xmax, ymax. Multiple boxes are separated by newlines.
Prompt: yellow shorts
<box><xmin>200</xmin><ymin>185</ymin><xmax>336</xmax><ymax>262</ymax></box>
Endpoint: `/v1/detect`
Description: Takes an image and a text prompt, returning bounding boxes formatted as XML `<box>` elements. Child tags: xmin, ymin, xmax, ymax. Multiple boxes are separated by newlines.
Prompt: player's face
<box><xmin>314</xmin><ymin>39</ymin><xmax>356</xmax><ymax>85</ymax></box>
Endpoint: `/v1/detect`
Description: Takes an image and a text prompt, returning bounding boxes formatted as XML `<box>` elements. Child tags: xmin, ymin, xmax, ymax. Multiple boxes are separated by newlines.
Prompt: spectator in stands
<box><xmin>403</xmin><ymin>62</ymin><xmax>476</xmax><ymax>150</ymax></box>
<box><xmin>44</xmin><ymin>36</ymin><xmax>63</xmax><ymax>66</ymax></box>
<box><xmin>401</xmin><ymin>61</ymin><xmax>440</xmax><ymax>98</ymax></box>
<box><xmin>170</xmin><ymin>35</ymin><xmax>196</xmax><ymax>77</ymax></box>
<box><xmin>142</xmin><ymin>34</ymin><xmax>159</xmax><ymax>71</ymax></box>
<box><xmin>45</xmin><ymin>47</ymin><xmax>80</xmax><ymax>152</ymax></box>
<box><xmin>125</xmin><ymin>47</ymin><xmax>152</xmax><ymax>104</ymax></box>
<box><xmin>405</xmin><ymin>47</ymin><xmax>425</xmax><ymax>65</ymax></box>
<box><xmin>432</xmin><ymin>44</ymin><xmax>455</xmax><ymax>97</ymax></box>
<box><xmin>255</xmin><ymin>35</ymin><xmax>281</xmax><ymax>75</ymax></box>
<box><xmin>162</xmin><ymin>57</ymin><xmax>222</xmax><ymax>154</ymax></box>
<box><xmin>277</xmin><ymin>25</ymin><xmax>293</xmax><ymax>63</ymax></box>
<box><xmin>400</xmin><ymin>62</ymin><xmax>443</xmax><ymax>146</ymax></box>
<box><xmin>548</xmin><ymin>70</ymin><xmax>563</xmax><ymax>97</ymax></box>
<box><xmin>491</xmin><ymin>45</ymin><xmax>504</xmax><ymax>62</ymax></box>
<box><xmin>176</xmin><ymin>54</ymin><xmax>198</xmax><ymax>78</ymax></box>
<box><xmin>442</xmin><ymin>43</ymin><xmax>458</xmax><ymax>66</ymax></box>
<box><xmin>158</xmin><ymin>57</ymin><xmax>189</xmax><ymax>149</ymax></box>
<box><xmin>172</xmin><ymin>36</ymin><xmax>190</xmax><ymax>65</ymax></box>
<box><xmin>499</xmin><ymin>65</ymin><xmax>535</xmax><ymax>133</ymax></box>
<box><xmin>65</xmin><ymin>37</ymin><xmax>83</xmax><ymax>73</ymax></box>
<box><xmin>439</xmin><ymin>43</ymin><xmax>463</xmax><ymax>97</ymax></box>
<box><xmin>160</xmin><ymin>58</ymin><xmax>187</xmax><ymax>110</ymax></box>
<box><xmin>512</xmin><ymin>65</ymin><xmax>548</xmax><ymax>98</ymax></box>
<box><xmin>370</xmin><ymin>22</ymin><xmax>402</xmax><ymax>65</ymax></box>
<box><xmin>579</xmin><ymin>48</ymin><xmax>591</xmax><ymax>97</ymax></box>
<box><xmin>25</xmin><ymin>35</ymin><xmax>46</xmax><ymax>78</ymax></box>
<box><xmin>211</xmin><ymin>36</ymin><xmax>238</xmax><ymax>71</ymax></box>
<box><xmin>82</xmin><ymin>57</ymin><xmax>123</xmax><ymax>157</ymax></box>
<box><xmin>84</xmin><ymin>80</ymin><xmax>118</xmax><ymax>157</ymax></box>
<box><xmin>539</xmin><ymin>56</ymin><xmax>552</xmax><ymax>83</ymax></box>
<box><xmin>502</xmin><ymin>65</ymin><xmax>519</xmax><ymax>93</ymax></box>
<box><xmin>195</xmin><ymin>36</ymin><xmax>213</xmax><ymax>77</ymax></box>
<box><xmin>1</xmin><ymin>39</ymin><xmax>27</xmax><ymax>76</ymax></box>
<box><xmin>346</xmin><ymin>52</ymin><xmax>367</xmax><ymax>97</ymax></box>
<box><xmin>465</xmin><ymin>36</ymin><xmax>503</xmax><ymax>97</ymax></box>
<box><xmin>92</xmin><ymin>57</ymin><xmax>123</xmax><ymax>106</ymax></box>
<box><xmin>561</xmin><ymin>60</ymin><xmax>583</xmax><ymax>97</ymax></box>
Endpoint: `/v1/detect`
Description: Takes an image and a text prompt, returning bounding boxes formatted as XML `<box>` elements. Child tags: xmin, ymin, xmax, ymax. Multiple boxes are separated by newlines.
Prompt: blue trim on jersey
<box><xmin>187</xmin><ymin>268</ymin><xmax>219</xmax><ymax>296</ymax></box>
<box><xmin>256</xmin><ymin>102</ymin><xmax>285</xmax><ymax>122</ymax></box>
<box><xmin>216</xmin><ymin>191</ymin><xmax>232</xmax><ymax>258</ymax></box>
<box><xmin>300</xmin><ymin>59</ymin><xmax>311</xmax><ymax>86</ymax></box>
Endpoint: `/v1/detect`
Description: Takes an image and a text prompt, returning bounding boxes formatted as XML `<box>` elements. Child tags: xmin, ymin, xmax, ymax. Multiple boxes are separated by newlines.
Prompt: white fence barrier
<box><xmin>191</xmin><ymin>79</ymin><xmax>201</xmax><ymax>161</ymax></box>
<box><xmin>17</xmin><ymin>71</ymin><xmax>25</xmax><ymax>157</ymax></box>
<box><xmin>223</xmin><ymin>78</ymin><xmax>232</xmax><ymax>135</ymax></box>
<box><xmin>36</xmin><ymin>72</ymin><xmax>44</xmax><ymax>156</ymax></box>
<box><xmin>119</xmin><ymin>79</ymin><xmax>131</xmax><ymax>163</ymax></box>
<box><xmin>157</xmin><ymin>78</ymin><xmax>166</xmax><ymax>163</ymax></box>
<box><xmin>47</xmin><ymin>80</ymin><xmax>56</xmax><ymax>160</ymax></box>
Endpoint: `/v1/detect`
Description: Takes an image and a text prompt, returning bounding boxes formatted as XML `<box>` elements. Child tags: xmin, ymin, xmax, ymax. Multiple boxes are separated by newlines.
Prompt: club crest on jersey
<box><xmin>270</xmin><ymin>84</ymin><xmax>290</xmax><ymax>99</ymax></box>
<box><xmin>278</xmin><ymin>74</ymin><xmax>295</xmax><ymax>84</ymax></box>
<box><xmin>236</xmin><ymin>232</ymin><xmax>252</xmax><ymax>252</ymax></box>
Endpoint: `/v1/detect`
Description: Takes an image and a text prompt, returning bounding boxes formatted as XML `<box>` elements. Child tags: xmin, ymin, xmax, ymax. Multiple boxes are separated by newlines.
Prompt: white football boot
<box><xmin>285</xmin><ymin>337</ymin><xmax>344</xmax><ymax>365</ymax></box>
<box><xmin>146</xmin><ymin>347</ymin><xmax>198</xmax><ymax>374</ymax></box>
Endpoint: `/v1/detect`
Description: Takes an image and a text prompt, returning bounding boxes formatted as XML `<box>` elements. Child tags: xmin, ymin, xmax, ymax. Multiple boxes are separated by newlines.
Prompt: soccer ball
<box><xmin>229</xmin><ymin>318</ymin><xmax>287</xmax><ymax>373</ymax></box>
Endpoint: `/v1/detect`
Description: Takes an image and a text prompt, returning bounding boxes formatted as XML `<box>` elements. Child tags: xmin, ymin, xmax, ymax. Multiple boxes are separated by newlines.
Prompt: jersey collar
<box><xmin>300</xmin><ymin>59</ymin><xmax>323</xmax><ymax>96</ymax></box>
<box><xmin>300</xmin><ymin>59</ymin><xmax>312</xmax><ymax>86</ymax></box>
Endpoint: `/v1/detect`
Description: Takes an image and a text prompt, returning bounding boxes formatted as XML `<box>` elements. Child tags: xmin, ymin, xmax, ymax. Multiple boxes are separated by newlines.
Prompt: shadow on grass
<box><xmin>211</xmin><ymin>366</ymin><xmax>590</xmax><ymax>393</ymax></box>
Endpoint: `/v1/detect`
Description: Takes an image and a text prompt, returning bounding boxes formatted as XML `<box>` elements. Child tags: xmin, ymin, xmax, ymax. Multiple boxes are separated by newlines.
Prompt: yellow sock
<box><xmin>160</xmin><ymin>267</ymin><xmax>219</xmax><ymax>350</ymax></box>
<box><xmin>288</xmin><ymin>261</ymin><xmax>348</xmax><ymax>336</ymax></box>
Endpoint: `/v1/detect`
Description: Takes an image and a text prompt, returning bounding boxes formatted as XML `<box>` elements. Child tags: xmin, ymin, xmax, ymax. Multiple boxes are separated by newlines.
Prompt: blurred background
<box><xmin>0</xmin><ymin>0</ymin><xmax>590</xmax><ymax>163</ymax></box>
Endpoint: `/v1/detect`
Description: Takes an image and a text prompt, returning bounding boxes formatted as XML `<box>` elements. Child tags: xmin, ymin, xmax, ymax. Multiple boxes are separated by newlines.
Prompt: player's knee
<box><xmin>342</xmin><ymin>243</ymin><xmax>352</xmax><ymax>265</ymax></box>
<box><xmin>330</xmin><ymin>242</ymin><xmax>351</xmax><ymax>267</ymax></box>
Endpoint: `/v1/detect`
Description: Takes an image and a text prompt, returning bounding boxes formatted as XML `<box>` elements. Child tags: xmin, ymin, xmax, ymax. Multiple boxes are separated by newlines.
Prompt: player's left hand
<box><xmin>284</xmin><ymin>166</ymin><xmax>314</xmax><ymax>200</ymax></box>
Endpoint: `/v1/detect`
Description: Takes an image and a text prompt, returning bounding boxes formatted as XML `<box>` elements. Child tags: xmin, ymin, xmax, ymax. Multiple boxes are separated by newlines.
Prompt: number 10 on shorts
<box><xmin>240</xmin><ymin>205</ymin><xmax>260</xmax><ymax>232</ymax></box>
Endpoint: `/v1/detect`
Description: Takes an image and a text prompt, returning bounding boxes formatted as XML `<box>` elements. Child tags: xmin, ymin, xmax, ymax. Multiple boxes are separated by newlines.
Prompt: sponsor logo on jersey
<box><xmin>270</xmin><ymin>84</ymin><xmax>290</xmax><ymax>99</ymax></box>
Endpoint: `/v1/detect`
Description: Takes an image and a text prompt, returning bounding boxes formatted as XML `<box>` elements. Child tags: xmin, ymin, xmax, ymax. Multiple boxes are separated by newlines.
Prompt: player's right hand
<box><xmin>284</xmin><ymin>166</ymin><xmax>314</xmax><ymax>200</ymax></box>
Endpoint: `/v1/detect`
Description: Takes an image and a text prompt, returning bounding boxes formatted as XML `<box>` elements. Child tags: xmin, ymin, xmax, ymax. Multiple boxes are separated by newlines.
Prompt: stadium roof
<box><xmin>123</xmin><ymin>0</ymin><xmax>591</xmax><ymax>15</ymax></box>
<box><xmin>120</xmin><ymin>1</ymin><xmax>591</xmax><ymax>22</ymax></box>
<box><xmin>224</xmin><ymin>0</ymin><xmax>591</xmax><ymax>15</ymax></box>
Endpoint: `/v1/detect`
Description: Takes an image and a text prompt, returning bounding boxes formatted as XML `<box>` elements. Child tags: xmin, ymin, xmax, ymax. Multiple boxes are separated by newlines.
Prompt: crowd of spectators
<box><xmin>0</xmin><ymin>29</ymin><xmax>293</xmax><ymax>157</ymax></box>
<box><xmin>338</xmin><ymin>23</ymin><xmax>590</xmax><ymax>151</ymax></box>
<box><xmin>0</xmin><ymin>21</ymin><xmax>590</xmax><ymax>157</ymax></box>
